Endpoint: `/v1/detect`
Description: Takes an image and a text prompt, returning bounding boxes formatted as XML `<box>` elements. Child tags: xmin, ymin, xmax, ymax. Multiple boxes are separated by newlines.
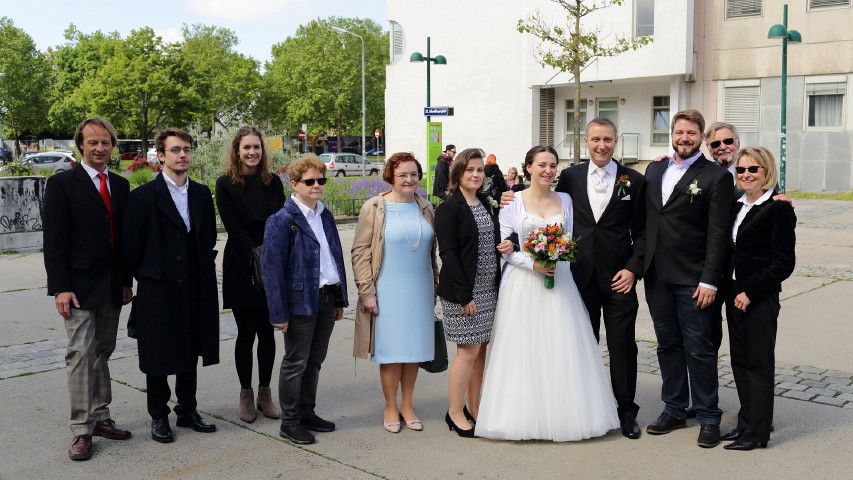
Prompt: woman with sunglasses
<box><xmin>261</xmin><ymin>153</ymin><xmax>348</xmax><ymax>445</ymax></box>
<box><xmin>351</xmin><ymin>152</ymin><xmax>438</xmax><ymax>433</ymax></box>
<box><xmin>215</xmin><ymin>126</ymin><xmax>285</xmax><ymax>423</ymax></box>
<box><xmin>721</xmin><ymin>147</ymin><xmax>796</xmax><ymax>451</ymax></box>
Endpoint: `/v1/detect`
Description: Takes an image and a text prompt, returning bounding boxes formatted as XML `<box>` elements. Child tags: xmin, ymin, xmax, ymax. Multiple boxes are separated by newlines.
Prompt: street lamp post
<box><xmin>409</xmin><ymin>38</ymin><xmax>447</xmax><ymax>122</ymax></box>
<box><xmin>767</xmin><ymin>4</ymin><xmax>802</xmax><ymax>193</ymax></box>
<box><xmin>331</xmin><ymin>26</ymin><xmax>366</xmax><ymax>176</ymax></box>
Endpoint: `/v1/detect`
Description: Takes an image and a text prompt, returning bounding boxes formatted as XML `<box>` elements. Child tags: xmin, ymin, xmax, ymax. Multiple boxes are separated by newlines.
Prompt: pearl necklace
<box><xmin>390</xmin><ymin>199</ymin><xmax>422</xmax><ymax>251</ymax></box>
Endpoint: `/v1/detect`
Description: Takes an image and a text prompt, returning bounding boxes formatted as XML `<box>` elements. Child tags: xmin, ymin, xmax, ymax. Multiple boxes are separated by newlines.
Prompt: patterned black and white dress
<box><xmin>441</xmin><ymin>202</ymin><xmax>498</xmax><ymax>344</ymax></box>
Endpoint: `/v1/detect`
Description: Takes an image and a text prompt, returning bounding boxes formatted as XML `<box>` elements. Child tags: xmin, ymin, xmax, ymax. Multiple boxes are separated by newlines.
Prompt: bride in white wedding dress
<box><xmin>475</xmin><ymin>146</ymin><xmax>619</xmax><ymax>441</ymax></box>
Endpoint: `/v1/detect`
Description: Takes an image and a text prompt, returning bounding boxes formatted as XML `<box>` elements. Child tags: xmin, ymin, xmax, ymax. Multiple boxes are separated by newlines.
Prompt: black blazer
<box><xmin>215</xmin><ymin>173</ymin><xmax>285</xmax><ymax>309</ymax></box>
<box><xmin>643</xmin><ymin>154</ymin><xmax>734</xmax><ymax>286</ymax></box>
<box><xmin>43</xmin><ymin>164</ymin><xmax>131</xmax><ymax>309</ymax></box>
<box><xmin>123</xmin><ymin>173</ymin><xmax>220</xmax><ymax>375</ymax></box>
<box><xmin>728</xmin><ymin>190</ymin><xmax>796</xmax><ymax>300</ymax></box>
<box><xmin>434</xmin><ymin>190</ymin><xmax>501</xmax><ymax>306</ymax></box>
<box><xmin>555</xmin><ymin>161</ymin><xmax>646</xmax><ymax>293</ymax></box>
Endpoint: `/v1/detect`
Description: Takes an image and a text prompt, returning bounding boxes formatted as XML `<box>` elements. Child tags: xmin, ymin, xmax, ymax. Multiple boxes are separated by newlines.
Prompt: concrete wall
<box><xmin>0</xmin><ymin>177</ymin><xmax>44</xmax><ymax>252</ymax></box>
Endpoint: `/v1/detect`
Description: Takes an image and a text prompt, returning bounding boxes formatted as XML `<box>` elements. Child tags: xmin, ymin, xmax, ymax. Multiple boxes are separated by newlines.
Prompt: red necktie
<box><xmin>97</xmin><ymin>172</ymin><xmax>114</xmax><ymax>249</ymax></box>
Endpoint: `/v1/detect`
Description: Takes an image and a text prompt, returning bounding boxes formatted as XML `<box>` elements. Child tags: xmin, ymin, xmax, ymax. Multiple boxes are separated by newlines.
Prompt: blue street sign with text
<box><xmin>424</xmin><ymin>106</ymin><xmax>454</xmax><ymax>116</ymax></box>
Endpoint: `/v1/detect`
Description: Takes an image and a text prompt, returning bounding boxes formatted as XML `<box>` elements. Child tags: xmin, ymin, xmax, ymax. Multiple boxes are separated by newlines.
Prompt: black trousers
<box><xmin>581</xmin><ymin>284</ymin><xmax>640</xmax><ymax>419</ymax></box>
<box><xmin>725</xmin><ymin>280</ymin><xmax>779</xmax><ymax>443</ymax></box>
<box><xmin>146</xmin><ymin>364</ymin><xmax>198</xmax><ymax>419</ymax></box>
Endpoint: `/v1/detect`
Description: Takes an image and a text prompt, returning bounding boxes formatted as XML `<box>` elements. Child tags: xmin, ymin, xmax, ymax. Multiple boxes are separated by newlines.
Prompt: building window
<box><xmin>597</xmin><ymin>98</ymin><xmax>619</xmax><ymax>125</ymax></box>
<box><xmin>565</xmin><ymin>98</ymin><xmax>588</xmax><ymax>135</ymax></box>
<box><xmin>723</xmin><ymin>85</ymin><xmax>760</xmax><ymax>133</ymax></box>
<box><xmin>809</xmin><ymin>0</ymin><xmax>850</xmax><ymax>9</ymax></box>
<box><xmin>390</xmin><ymin>21</ymin><xmax>404</xmax><ymax>63</ymax></box>
<box><xmin>806</xmin><ymin>82</ymin><xmax>846</xmax><ymax>128</ymax></box>
<box><xmin>635</xmin><ymin>0</ymin><xmax>654</xmax><ymax>37</ymax></box>
<box><xmin>652</xmin><ymin>96</ymin><xmax>670</xmax><ymax>145</ymax></box>
<box><xmin>726</xmin><ymin>0</ymin><xmax>763</xmax><ymax>19</ymax></box>
<box><xmin>540</xmin><ymin>89</ymin><xmax>555</xmax><ymax>146</ymax></box>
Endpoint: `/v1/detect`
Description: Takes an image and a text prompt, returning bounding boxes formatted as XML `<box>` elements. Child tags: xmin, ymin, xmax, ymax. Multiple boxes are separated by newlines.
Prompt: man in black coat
<box><xmin>123</xmin><ymin>128</ymin><xmax>220</xmax><ymax>444</ymax></box>
<box><xmin>554</xmin><ymin>117</ymin><xmax>645</xmax><ymax>440</ymax></box>
<box><xmin>432</xmin><ymin>144</ymin><xmax>456</xmax><ymax>200</ymax></box>
<box><xmin>43</xmin><ymin>117</ymin><xmax>133</xmax><ymax>461</ymax></box>
<box><xmin>642</xmin><ymin>109</ymin><xmax>733</xmax><ymax>448</ymax></box>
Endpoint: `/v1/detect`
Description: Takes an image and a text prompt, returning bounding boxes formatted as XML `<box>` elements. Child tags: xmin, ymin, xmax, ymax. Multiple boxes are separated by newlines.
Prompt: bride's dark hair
<box><xmin>522</xmin><ymin>145</ymin><xmax>558</xmax><ymax>181</ymax></box>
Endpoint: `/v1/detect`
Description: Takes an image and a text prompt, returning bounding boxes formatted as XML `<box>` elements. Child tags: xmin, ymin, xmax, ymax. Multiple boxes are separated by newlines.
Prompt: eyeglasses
<box><xmin>164</xmin><ymin>147</ymin><xmax>193</xmax><ymax>155</ymax></box>
<box><xmin>394</xmin><ymin>173</ymin><xmax>421</xmax><ymax>180</ymax></box>
<box><xmin>708</xmin><ymin>137</ymin><xmax>736</xmax><ymax>149</ymax></box>
<box><xmin>735</xmin><ymin>166</ymin><xmax>764</xmax><ymax>174</ymax></box>
<box><xmin>296</xmin><ymin>177</ymin><xmax>327</xmax><ymax>186</ymax></box>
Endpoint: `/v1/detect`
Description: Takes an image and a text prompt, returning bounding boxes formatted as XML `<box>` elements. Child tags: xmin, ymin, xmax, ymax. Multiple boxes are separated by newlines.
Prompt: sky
<box><xmin>2</xmin><ymin>0</ymin><xmax>387</xmax><ymax>64</ymax></box>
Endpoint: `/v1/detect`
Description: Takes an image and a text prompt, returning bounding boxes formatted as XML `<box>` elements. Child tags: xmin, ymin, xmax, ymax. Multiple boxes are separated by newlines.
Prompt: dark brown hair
<box><xmin>382</xmin><ymin>152</ymin><xmax>422</xmax><ymax>184</ymax></box>
<box><xmin>224</xmin><ymin>126</ymin><xmax>272</xmax><ymax>187</ymax></box>
<box><xmin>154</xmin><ymin>128</ymin><xmax>194</xmax><ymax>153</ymax></box>
<box><xmin>522</xmin><ymin>145</ymin><xmax>558</xmax><ymax>181</ymax></box>
<box><xmin>74</xmin><ymin>117</ymin><xmax>117</xmax><ymax>153</ymax></box>
<box><xmin>670</xmin><ymin>109</ymin><xmax>705</xmax><ymax>135</ymax></box>
<box><xmin>448</xmin><ymin>148</ymin><xmax>485</xmax><ymax>193</ymax></box>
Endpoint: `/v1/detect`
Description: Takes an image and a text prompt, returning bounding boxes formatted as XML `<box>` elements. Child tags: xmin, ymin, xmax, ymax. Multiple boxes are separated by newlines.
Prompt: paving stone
<box><xmin>774</xmin><ymin>387</ymin><xmax>787</xmax><ymax>396</ymax></box>
<box><xmin>637</xmin><ymin>364</ymin><xmax>658</xmax><ymax>374</ymax></box>
<box><xmin>797</xmin><ymin>372</ymin><xmax>826</xmax><ymax>381</ymax></box>
<box><xmin>776</xmin><ymin>382</ymin><xmax>808</xmax><ymax>391</ymax></box>
<box><xmin>836</xmin><ymin>393</ymin><xmax>853</xmax><ymax>403</ymax></box>
<box><xmin>805</xmin><ymin>387</ymin><xmax>839</xmax><ymax>397</ymax></box>
<box><xmin>775</xmin><ymin>368</ymin><xmax>799</xmax><ymax>376</ymax></box>
<box><xmin>823</xmin><ymin>376</ymin><xmax>852</xmax><ymax>386</ymax></box>
<box><xmin>796</xmin><ymin>366</ymin><xmax>827</xmax><ymax>375</ymax></box>
<box><xmin>825</xmin><ymin>370</ymin><xmax>853</xmax><ymax>378</ymax></box>
<box><xmin>799</xmin><ymin>380</ymin><xmax>831</xmax><ymax>388</ymax></box>
<box><xmin>828</xmin><ymin>384</ymin><xmax>853</xmax><ymax>394</ymax></box>
<box><xmin>812</xmin><ymin>396</ymin><xmax>847</xmax><ymax>407</ymax></box>
<box><xmin>782</xmin><ymin>391</ymin><xmax>816</xmax><ymax>401</ymax></box>
<box><xmin>0</xmin><ymin>369</ymin><xmax>26</xmax><ymax>379</ymax></box>
<box><xmin>843</xmin><ymin>403</ymin><xmax>853</xmax><ymax>410</ymax></box>
<box><xmin>775</xmin><ymin>362</ymin><xmax>797</xmax><ymax>370</ymax></box>
<box><xmin>1</xmin><ymin>361</ymin><xmax>29</xmax><ymax>370</ymax></box>
<box><xmin>775</xmin><ymin>374</ymin><xmax>802</xmax><ymax>384</ymax></box>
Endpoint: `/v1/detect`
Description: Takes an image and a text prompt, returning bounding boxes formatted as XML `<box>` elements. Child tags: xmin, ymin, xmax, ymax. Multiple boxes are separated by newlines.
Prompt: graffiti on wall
<box><xmin>0</xmin><ymin>178</ymin><xmax>44</xmax><ymax>234</ymax></box>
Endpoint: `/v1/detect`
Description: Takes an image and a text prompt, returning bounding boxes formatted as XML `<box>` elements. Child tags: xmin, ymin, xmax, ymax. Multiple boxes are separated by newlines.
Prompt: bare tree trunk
<box><xmin>572</xmin><ymin>0</ymin><xmax>582</xmax><ymax>165</ymax></box>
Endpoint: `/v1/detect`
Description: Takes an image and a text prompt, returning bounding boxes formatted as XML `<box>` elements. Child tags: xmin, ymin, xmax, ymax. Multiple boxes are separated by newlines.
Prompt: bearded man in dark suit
<box><xmin>642</xmin><ymin>109</ymin><xmax>733</xmax><ymax>448</ymax></box>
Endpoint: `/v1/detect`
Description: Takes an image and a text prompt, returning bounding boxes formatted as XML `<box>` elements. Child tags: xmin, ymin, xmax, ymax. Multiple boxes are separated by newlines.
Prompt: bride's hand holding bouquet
<box><xmin>522</xmin><ymin>224</ymin><xmax>578</xmax><ymax>289</ymax></box>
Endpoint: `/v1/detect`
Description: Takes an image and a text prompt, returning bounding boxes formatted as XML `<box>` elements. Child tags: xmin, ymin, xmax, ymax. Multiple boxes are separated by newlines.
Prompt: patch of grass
<box><xmin>786</xmin><ymin>190</ymin><xmax>853</xmax><ymax>201</ymax></box>
<box><xmin>0</xmin><ymin>250</ymin><xmax>18</xmax><ymax>255</ymax></box>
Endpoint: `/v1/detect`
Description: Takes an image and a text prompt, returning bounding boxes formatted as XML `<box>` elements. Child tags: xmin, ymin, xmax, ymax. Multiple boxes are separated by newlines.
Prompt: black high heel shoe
<box><xmin>463</xmin><ymin>405</ymin><xmax>477</xmax><ymax>425</ymax></box>
<box><xmin>445</xmin><ymin>411</ymin><xmax>475</xmax><ymax>438</ymax></box>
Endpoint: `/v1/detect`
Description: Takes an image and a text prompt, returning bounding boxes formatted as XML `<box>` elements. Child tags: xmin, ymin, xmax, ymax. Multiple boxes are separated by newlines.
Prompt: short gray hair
<box><xmin>705</xmin><ymin>122</ymin><xmax>739</xmax><ymax>142</ymax></box>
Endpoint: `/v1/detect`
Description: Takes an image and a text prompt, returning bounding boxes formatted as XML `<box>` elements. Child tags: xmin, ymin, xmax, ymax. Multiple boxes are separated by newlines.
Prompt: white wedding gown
<box><xmin>475</xmin><ymin>193</ymin><xmax>619</xmax><ymax>441</ymax></box>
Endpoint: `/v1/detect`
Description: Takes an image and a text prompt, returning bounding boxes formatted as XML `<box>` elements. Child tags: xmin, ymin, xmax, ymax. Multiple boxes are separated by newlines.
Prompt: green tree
<box><xmin>0</xmin><ymin>17</ymin><xmax>51</xmax><ymax>154</ymax></box>
<box><xmin>180</xmin><ymin>24</ymin><xmax>261</xmax><ymax>133</ymax></box>
<box><xmin>47</xmin><ymin>25</ymin><xmax>123</xmax><ymax>136</ymax></box>
<box><xmin>518</xmin><ymin>0</ymin><xmax>651</xmax><ymax>163</ymax></box>
<box><xmin>69</xmin><ymin>27</ymin><xmax>200</xmax><ymax>154</ymax></box>
<box><xmin>259</xmin><ymin>17</ymin><xmax>387</xmax><ymax>144</ymax></box>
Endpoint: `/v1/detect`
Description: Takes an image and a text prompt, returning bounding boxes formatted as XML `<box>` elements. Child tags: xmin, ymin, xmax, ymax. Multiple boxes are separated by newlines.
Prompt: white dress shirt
<box><xmin>292</xmin><ymin>196</ymin><xmax>341</xmax><ymax>288</ymax></box>
<box><xmin>730</xmin><ymin>189</ymin><xmax>774</xmax><ymax>280</ymax></box>
<box><xmin>80</xmin><ymin>161</ymin><xmax>110</xmax><ymax>194</ymax></box>
<box><xmin>163</xmin><ymin>173</ymin><xmax>190</xmax><ymax>232</ymax></box>
<box><xmin>661</xmin><ymin>151</ymin><xmax>702</xmax><ymax>205</ymax></box>
<box><xmin>586</xmin><ymin>160</ymin><xmax>616</xmax><ymax>223</ymax></box>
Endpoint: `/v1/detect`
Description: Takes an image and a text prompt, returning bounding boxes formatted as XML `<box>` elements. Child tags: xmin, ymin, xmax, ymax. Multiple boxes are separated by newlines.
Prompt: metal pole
<box><xmin>779</xmin><ymin>4</ymin><xmax>788</xmax><ymax>193</ymax></box>
<box><xmin>426</xmin><ymin>37</ymin><xmax>431</xmax><ymax>123</ymax></box>
<box><xmin>360</xmin><ymin>34</ymin><xmax>366</xmax><ymax>176</ymax></box>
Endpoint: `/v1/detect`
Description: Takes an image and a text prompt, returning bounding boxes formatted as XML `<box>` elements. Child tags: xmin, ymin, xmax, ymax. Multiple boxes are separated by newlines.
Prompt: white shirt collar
<box><xmin>737</xmin><ymin>188</ymin><xmax>774</xmax><ymax>207</ymax></box>
<box><xmin>587</xmin><ymin>159</ymin><xmax>617</xmax><ymax>178</ymax></box>
<box><xmin>163</xmin><ymin>172</ymin><xmax>188</xmax><ymax>193</ymax></box>
<box><xmin>80</xmin><ymin>161</ymin><xmax>106</xmax><ymax>179</ymax></box>
<box><xmin>668</xmin><ymin>150</ymin><xmax>703</xmax><ymax>169</ymax></box>
<box><xmin>292</xmin><ymin>195</ymin><xmax>325</xmax><ymax>217</ymax></box>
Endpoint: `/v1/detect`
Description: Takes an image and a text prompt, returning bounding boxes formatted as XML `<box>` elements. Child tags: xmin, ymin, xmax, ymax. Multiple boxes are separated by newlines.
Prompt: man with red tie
<box><xmin>43</xmin><ymin>117</ymin><xmax>133</xmax><ymax>461</ymax></box>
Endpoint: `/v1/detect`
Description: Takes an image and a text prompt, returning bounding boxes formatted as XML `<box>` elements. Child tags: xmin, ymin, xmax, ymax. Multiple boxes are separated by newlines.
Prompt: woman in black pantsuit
<box><xmin>215</xmin><ymin>126</ymin><xmax>285</xmax><ymax>423</ymax></box>
<box><xmin>721</xmin><ymin>147</ymin><xmax>796</xmax><ymax>451</ymax></box>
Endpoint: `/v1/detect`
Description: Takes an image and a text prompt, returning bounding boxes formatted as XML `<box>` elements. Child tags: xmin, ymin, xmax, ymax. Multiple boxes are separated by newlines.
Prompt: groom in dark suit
<box><xmin>555</xmin><ymin>117</ymin><xmax>646</xmax><ymax>439</ymax></box>
<box><xmin>643</xmin><ymin>109</ymin><xmax>733</xmax><ymax>448</ymax></box>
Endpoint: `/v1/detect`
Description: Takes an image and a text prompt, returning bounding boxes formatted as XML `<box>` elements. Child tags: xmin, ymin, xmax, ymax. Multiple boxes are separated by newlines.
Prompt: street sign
<box><xmin>297</xmin><ymin>131</ymin><xmax>306</xmax><ymax>140</ymax></box>
<box><xmin>373</xmin><ymin>129</ymin><xmax>380</xmax><ymax>138</ymax></box>
<box><xmin>423</xmin><ymin>106</ymin><xmax>454</xmax><ymax>116</ymax></box>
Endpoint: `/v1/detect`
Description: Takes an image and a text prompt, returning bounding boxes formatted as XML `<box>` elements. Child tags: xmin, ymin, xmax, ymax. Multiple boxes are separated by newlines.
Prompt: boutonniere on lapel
<box><xmin>686</xmin><ymin>180</ymin><xmax>702</xmax><ymax>203</ymax></box>
<box><xmin>615</xmin><ymin>175</ymin><xmax>631</xmax><ymax>197</ymax></box>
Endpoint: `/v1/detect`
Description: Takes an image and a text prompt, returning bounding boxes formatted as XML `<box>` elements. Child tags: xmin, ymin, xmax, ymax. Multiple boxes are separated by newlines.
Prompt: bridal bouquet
<box><xmin>522</xmin><ymin>224</ymin><xmax>579</xmax><ymax>289</ymax></box>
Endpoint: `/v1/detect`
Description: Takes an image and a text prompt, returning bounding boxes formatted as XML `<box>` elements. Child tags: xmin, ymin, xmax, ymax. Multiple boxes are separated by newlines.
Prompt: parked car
<box><xmin>320</xmin><ymin>153</ymin><xmax>379</xmax><ymax>177</ymax></box>
<box><xmin>25</xmin><ymin>151</ymin><xmax>76</xmax><ymax>173</ymax></box>
<box><xmin>365</xmin><ymin>148</ymin><xmax>383</xmax><ymax>157</ymax></box>
<box><xmin>0</xmin><ymin>147</ymin><xmax>12</xmax><ymax>163</ymax></box>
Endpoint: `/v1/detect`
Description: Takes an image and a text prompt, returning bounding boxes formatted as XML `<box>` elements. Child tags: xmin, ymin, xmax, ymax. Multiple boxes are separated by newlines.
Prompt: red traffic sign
<box><xmin>373</xmin><ymin>129</ymin><xmax>380</xmax><ymax>138</ymax></box>
<box><xmin>297</xmin><ymin>131</ymin><xmax>306</xmax><ymax>140</ymax></box>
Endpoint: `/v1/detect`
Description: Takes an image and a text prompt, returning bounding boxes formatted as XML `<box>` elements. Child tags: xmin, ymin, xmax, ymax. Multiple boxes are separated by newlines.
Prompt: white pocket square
<box><xmin>621</xmin><ymin>195</ymin><xmax>631</xmax><ymax>201</ymax></box>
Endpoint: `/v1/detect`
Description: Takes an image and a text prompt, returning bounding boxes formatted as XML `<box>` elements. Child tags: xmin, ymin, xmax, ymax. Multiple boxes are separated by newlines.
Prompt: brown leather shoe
<box><xmin>93</xmin><ymin>419</ymin><xmax>132</xmax><ymax>440</ymax></box>
<box><xmin>68</xmin><ymin>435</ymin><xmax>93</xmax><ymax>461</ymax></box>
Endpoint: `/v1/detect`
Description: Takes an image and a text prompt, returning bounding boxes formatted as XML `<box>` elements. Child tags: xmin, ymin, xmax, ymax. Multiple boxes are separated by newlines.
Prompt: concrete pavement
<box><xmin>1</xmin><ymin>198</ymin><xmax>852</xmax><ymax>479</ymax></box>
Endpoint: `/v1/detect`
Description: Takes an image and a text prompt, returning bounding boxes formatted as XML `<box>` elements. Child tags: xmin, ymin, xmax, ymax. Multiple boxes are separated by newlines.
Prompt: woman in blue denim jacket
<box><xmin>261</xmin><ymin>154</ymin><xmax>348</xmax><ymax>446</ymax></box>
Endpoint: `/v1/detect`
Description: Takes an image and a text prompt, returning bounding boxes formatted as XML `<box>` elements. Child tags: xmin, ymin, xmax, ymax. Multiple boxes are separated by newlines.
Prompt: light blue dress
<box><xmin>372</xmin><ymin>201</ymin><xmax>435</xmax><ymax>364</ymax></box>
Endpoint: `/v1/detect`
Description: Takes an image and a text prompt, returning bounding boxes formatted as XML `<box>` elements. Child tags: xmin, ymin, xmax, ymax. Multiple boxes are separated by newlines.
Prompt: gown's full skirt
<box><xmin>475</xmin><ymin>262</ymin><xmax>620</xmax><ymax>441</ymax></box>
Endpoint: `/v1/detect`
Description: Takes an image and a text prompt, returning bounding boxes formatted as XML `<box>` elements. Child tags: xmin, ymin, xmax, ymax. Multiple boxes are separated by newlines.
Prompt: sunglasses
<box><xmin>296</xmin><ymin>177</ymin><xmax>327</xmax><ymax>186</ymax></box>
<box><xmin>735</xmin><ymin>166</ymin><xmax>763</xmax><ymax>174</ymax></box>
<box><xmin>708</xmin><ymin>137</ymin><xmax>736</xmax><ymax>149</ymax></box>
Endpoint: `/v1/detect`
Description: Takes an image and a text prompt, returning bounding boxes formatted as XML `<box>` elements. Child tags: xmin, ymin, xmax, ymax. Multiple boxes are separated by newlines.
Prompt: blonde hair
<box><xmin>288</xmin><ymin>153</ymin><xmax>326</xmax><ymax>182</ymax></box>
<box><xmin>736</xmin><ymin>146</ymin><xmax>778</xmax><ymax>191</ymax></box>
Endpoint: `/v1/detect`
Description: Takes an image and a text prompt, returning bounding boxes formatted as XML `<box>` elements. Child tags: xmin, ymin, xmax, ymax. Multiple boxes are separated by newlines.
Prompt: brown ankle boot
<box><xmin>256</xmin><ymin>386</ymin><xmax>279</xmax><ymax>419</ymax></box>
<box><xmin>239</xmin><ymin>388</ymin><xmax>257</xmax><ymax>423</ymax></box>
